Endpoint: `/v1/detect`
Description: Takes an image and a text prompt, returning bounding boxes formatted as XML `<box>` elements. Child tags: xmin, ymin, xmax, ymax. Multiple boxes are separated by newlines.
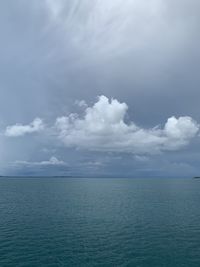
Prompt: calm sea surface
<box><xmin>0</xmin><ymin>177</ymin><xmax>200</xmax><ymax>267</ymax></box>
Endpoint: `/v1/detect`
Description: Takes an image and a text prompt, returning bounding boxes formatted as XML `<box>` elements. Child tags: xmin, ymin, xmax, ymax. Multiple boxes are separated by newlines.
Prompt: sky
<box><xmin>0</xmin><ymin>0</ymin><xmax>200</xmax><ymax>177</ymax></box>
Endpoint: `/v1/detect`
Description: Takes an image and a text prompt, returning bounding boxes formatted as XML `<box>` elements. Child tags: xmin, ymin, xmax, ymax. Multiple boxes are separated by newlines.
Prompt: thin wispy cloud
<box><xmin>15</xmin><ymin>156</ymin><xmax>67</xmax><ymax>167</ymax></box>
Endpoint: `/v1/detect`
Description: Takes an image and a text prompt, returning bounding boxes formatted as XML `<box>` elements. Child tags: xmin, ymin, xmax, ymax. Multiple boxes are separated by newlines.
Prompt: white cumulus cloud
<box><xmin>55</xmin><ymin>95</ymin><xmax>199</xmax><ymax>154</ymax></box>
<box><xmin>5</xmin><ymin>118</ymin><xmax>44</xmax><ymax>137</ymax></box>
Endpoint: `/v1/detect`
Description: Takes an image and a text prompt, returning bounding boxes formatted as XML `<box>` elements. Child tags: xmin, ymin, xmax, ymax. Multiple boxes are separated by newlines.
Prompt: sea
<box><xmin>0</xmin><ymin>177</ymin><xmax>200</xmax><ymax>267</ymax></box>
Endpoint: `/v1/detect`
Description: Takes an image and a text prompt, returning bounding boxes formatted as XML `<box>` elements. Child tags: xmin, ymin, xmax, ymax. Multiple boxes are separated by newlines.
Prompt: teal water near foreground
<box><xmin>0</xmin><ymin>177</ymin><xmax>200</xmax><ymax>267</ymax></box>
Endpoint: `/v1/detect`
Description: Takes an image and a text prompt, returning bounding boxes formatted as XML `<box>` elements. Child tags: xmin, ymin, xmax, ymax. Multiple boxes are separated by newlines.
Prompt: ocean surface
<box><xmin>0</xmin><ymin>177</ymin><xmax>200</xmax><ymax>267</ymax></box>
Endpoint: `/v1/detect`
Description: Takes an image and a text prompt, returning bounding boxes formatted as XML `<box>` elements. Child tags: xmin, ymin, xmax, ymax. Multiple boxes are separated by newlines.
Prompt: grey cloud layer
<box><xmin>0</xmin><ymin>0</ymin><xmax>200</xmax><ymax>175</ymax></box>
<box><xmin>1</xmin><ymin>0</ymin><xmax>199</xmax><ymax>122</ymax></box>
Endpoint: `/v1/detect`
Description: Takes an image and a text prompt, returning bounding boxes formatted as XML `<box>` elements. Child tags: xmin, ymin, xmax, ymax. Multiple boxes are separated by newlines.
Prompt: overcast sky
<box><xmin>1</xmin><ymin>0</ymin><xmax>200</xmax><ymax>177</ymax></box>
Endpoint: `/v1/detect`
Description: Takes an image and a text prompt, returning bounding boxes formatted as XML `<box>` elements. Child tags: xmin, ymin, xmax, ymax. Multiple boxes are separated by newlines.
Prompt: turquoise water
<box><xmin>0</xmin><ymin>177</ymin><xmax>200</xmax><ymax>267</ymax></box>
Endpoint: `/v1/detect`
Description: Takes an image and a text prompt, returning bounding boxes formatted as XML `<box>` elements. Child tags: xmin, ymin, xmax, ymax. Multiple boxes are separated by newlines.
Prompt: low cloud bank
<box><xmin>55</xmin><ymin>96</ymin><xmax>199</xmax><ymax>154</ymax></box>
<box><xmin>15</xmin><ymin>156</ymin><xmax>67</xmax><ymax>166</ymax></box>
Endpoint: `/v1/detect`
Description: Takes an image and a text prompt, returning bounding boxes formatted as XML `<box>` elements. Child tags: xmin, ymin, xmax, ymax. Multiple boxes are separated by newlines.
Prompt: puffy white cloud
<box><xmin>15</xmin><ymin>156</ymin><xmax>67</xmax><ymax>166</ymax></box>
<box><xmin>55</xmin><ymin>95</ymin><xmax>199</xmax><ymax>154</ymax></box>
<box><xmin>5</xmin><ymin>118</ymin><xmax>44</xmax><ymax>137</ymax></box>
